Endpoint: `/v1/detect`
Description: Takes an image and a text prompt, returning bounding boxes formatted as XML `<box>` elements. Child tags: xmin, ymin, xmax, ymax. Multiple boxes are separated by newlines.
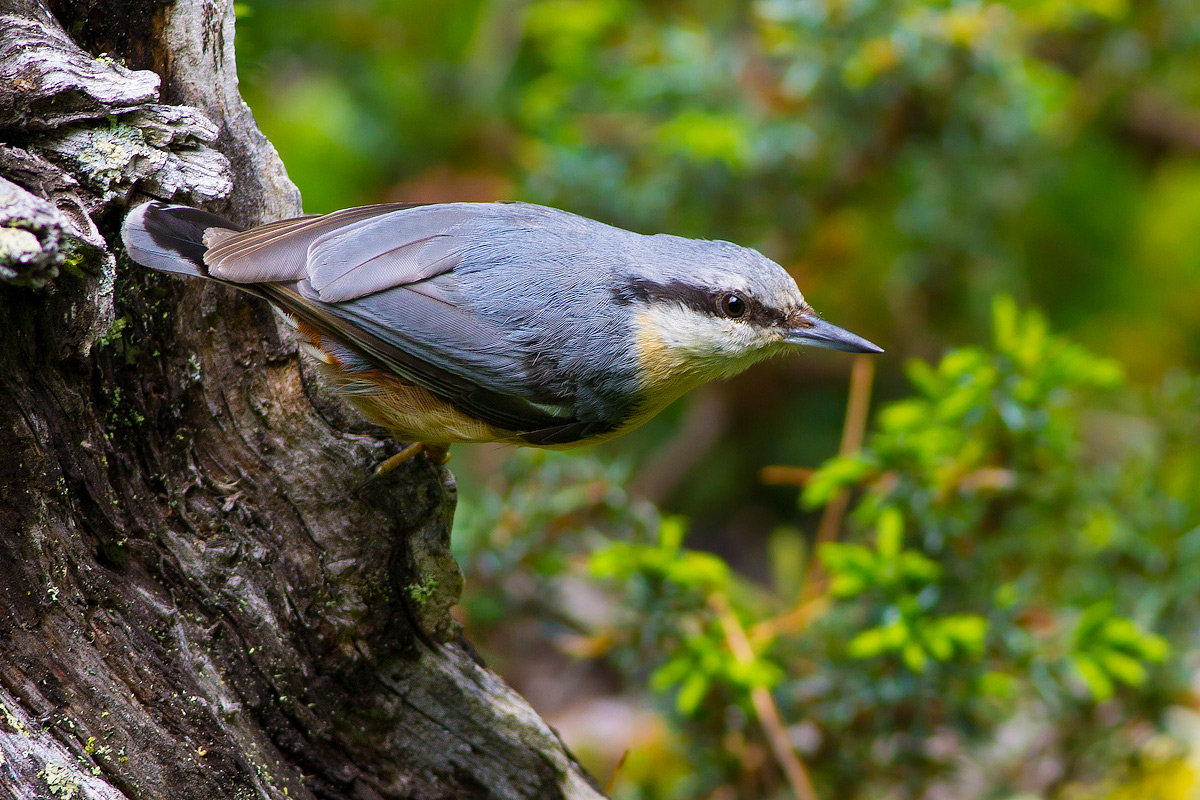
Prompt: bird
<box><xmin>122</xmin><ymin>201</ymin><xmax>882</xmax><ymax>472</ymax></box>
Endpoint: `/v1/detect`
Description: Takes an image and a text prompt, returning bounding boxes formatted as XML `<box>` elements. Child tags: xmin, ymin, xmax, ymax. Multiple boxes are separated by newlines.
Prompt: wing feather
<box><xmin>305</xmin><ymin>205</ymin><xmax>476</xmax><ymax>301</ymax></box>
<box><xmin>204</xmin><ymin>203</ymin><xmax>423</xmax><ymax>283</ymax></box>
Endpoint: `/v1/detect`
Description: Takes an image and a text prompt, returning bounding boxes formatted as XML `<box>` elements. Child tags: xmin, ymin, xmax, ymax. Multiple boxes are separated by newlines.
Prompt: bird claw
<box><xmin>374</xmin><ymin>442</ymin><xmax>450</xmax><ymax>476</ymax></box>
<box><xmin>329</xmin><ymin>442</ymin><xmax>451</xmax><ymax>503</ymax></box>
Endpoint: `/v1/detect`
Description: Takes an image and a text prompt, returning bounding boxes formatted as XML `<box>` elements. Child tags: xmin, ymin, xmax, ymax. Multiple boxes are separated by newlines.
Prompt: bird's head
<box><xmin>617</xmin><ymin>236</ymin><xmax>882</xmax><ymax>391</ymax></box>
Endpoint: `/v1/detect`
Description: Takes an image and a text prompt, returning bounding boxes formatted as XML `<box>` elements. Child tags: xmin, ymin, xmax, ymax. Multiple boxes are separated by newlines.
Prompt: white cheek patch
<box><xmin>666</xmin><ymin>307</ymin><xmax>754</xmax><ymax>354</ymax></box>
<box><xmin>646</xmin><ymin>303</ymin><xmax>779</xmax><ymax>377</ymax></box>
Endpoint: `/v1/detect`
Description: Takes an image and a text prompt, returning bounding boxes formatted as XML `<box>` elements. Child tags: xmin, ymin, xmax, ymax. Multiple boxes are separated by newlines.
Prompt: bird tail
<box><xmin>121</xmin><ymin>202</ymin><xmax>245</xmax><ymax>278</ymax></box>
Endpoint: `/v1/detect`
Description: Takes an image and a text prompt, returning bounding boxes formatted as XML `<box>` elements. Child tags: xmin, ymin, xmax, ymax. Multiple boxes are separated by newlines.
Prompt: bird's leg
<box><xmin>424</xmin><ymin>444</ymin><xmax>451</xmax><ymax>465</ymax></box>
<box><xmin>375</xmin><ymin>442</ymin><xmax>427</xmax><ymax>475</ymax></box>
<box><xmin>335</xmin><ymin>443</ymin><xmax>449</xmax><ymax>502</ymax></box>
<box><xmin>374</xmin><ymin>442</ymin><xmax>451</xmax><ymax>477</ymax></box>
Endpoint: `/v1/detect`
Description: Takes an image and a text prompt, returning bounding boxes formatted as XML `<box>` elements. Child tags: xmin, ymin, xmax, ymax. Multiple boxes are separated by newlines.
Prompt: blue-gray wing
<box><xmin>205</xmin><ymin>203</ymin><xmax>424</xmax><ymax>283</ymax></box>
<box><xmin>261</xmin><ymin>280</ymin><xmax>611</xmax><ymax>443</ymax></box>
<box><xmin>206</xmin><ymin>202</ymin><xmax>620</xmax><ymax>443</ymax></box>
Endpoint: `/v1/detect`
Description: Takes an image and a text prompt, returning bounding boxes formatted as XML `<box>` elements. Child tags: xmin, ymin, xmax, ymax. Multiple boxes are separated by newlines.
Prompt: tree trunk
<box><xmin>0</xmin><ymin>2</ymin><xmax>604</xmax><ymax>798</ymax></box>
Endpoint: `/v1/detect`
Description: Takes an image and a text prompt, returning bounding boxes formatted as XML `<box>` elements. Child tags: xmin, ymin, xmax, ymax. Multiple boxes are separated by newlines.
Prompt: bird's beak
<box><xmin>784</xmin><ymin>314</ymin><xmax>884</xmax><ymax>354</ymax></box>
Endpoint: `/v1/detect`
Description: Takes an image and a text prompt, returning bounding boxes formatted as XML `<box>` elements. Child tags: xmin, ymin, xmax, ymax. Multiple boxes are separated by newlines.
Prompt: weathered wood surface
<box><xmin>0</xmin><ymin>1</ymin><xmax>603</xmax><ymax>797</ymax></box>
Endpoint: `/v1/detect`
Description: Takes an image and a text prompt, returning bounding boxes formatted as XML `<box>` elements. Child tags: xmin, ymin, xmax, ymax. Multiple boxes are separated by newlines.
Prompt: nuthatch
<box><xmin>122</xmin><ymin>201</ymin><xmax>882</xmax><ymax>469</ymax></box>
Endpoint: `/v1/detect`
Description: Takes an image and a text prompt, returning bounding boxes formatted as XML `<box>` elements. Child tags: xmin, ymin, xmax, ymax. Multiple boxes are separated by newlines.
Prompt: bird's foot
<box><xmin>374</xmin><ymin>442</ymin><xmax>451</xmax><ymax>477</ymax></box>
<box><xmin>334</xmin><ymin>443</ymin><xmax>451</xmax><ymax>502</ymax></box>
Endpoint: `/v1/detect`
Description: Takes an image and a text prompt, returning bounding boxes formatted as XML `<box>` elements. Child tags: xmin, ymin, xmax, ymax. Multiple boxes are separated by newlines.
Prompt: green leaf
<box><xmin>1073</xmin><ymin>602</ymin><xmax>1113</xmax><ymax>646</ymax></box>
<box><xmin>924</xmin><ymin>628</ymin><xmax>953</xmax><ymax>661</ymax></box>
<box><xmin>979</xmin><ymin>671</ymin><xmax>1017</xmax><ymax>698</ymax></box>
<box><xmin>939</xmin><ymin>615</ymin><xmax>988</xmax><ymax>654</ymax></box>
<box><xmin>819</xmin><ymin>542</ymin><xmax>875</xmax><ymax>575</ymax></box>
<box><xmin>847</xmin><ymin>626</ymin><xmax>892</xmax><ymax>659</ymax></box>
<box><xmin>876</xmin><ymin>508</ymin><xmax>904</xmax><ymax>559</ymax></box>
<box><xmin>802</xmin><ymin>455</ymin><xmax>874</xmax><ymax>509</ymax></box>
<box><xmin>902</xmin><ymin>641</ymin><xmax>930</xmax><ymax>673</ymax></box>
<box><xmin>898</xmin><ymin>552</ymin><xmax>941</xmax><ymax>583</ymax></box>
<box><xmin>655</xmin><ymin>110</ymin><xmax>753</xmax><ymax>168</ymax></box>
<box><xmin>830</xmin><ymin>573</ymin><xmax>868</xmax><ymax>599</ymax></box>
<box><xmin>988</xmin><ymin>293</ymin><xmax>1017</xmax><ymax>357</ymax></box>
<box><xmin>667</xmin><ymin>551</ymin><xmax>731</xmax><ymax>590</ymax></box>
<box><xmin>905</xmin><ymin>359</ymin><xmax>942</xmax><ymax>398</ymax></box>
<box><xmin>659</xmin><ymin>516</ymin><xmax>688</xmax><ymax>554</ymax></box>
<box><xmin>675</xmin><ymin>672</ymin><xmax>711</xmax><ymax>715</ymax></box>
<box><xmin>1098</xmin><ymin>650</ymin><xmax>1148</xmax><ymax>688</ymax></box>
<box><xmin>1073</xmin><ymin>655</ymin><xmax>1114</xmax><ymax>702</ymax></box>
<box><xmin>1100</xmin><ymin>618</ymin><xmax>1169</xmax><ymax>661</ymax></box>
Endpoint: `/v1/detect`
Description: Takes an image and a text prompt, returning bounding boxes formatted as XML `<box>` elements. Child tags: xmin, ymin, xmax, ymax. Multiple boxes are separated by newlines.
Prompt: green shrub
<box><xmin>459</xmin><ymin>298</ymin><xmax>1198</xmax><ymax>799</ymax></box>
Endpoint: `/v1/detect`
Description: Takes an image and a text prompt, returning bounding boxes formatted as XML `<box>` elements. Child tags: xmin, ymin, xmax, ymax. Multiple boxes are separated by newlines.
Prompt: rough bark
<box><xmin>0</xmin><ymin>2</ymin><xmax>604</xmax><ymax>798</ymax></box>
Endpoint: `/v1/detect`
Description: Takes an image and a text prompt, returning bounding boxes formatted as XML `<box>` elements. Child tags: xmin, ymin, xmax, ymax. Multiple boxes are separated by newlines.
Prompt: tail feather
<box><xmin>121</xmin><ymin>202</ymin><xmax>244</xmax><ymax>278</ymax></box>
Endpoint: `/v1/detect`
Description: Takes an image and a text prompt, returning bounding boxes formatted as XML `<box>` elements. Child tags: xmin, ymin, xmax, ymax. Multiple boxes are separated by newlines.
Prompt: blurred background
<box><xmin>236</xmin><ymin>2</ymin><xmax>1200</xmax><ymax>798</ymax></box>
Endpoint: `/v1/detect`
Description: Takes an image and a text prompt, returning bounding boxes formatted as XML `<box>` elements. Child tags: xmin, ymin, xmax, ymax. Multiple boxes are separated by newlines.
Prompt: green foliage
<box><xmin>650</xmin><ymin>619</ymin><xmax>783</xmax><ymax>717</ymax></box>
<box><xmin>453</xmin><ymin>303</ymin><xmax>1197</xmax><ymax>798</ymax></box>
<box><xmin>821</xmin><ymin>510</ymin><xmax>988</xmax><ymax>674</ymax></box>
<box><xmin>796</xmin><ymin>301</ymin><xmax>1192</xmax><ymax>795</ymax></box>
<box><xmin>803</xmin><ymin>294</ymin><xmax>1124</xmax><ymax>546</ymax></box>
<box><xmin>590</xmin><ymin>517</ymin><xmax>731</xmax><ymax>596</ymax></box>
<box><xmin>1069</xmin><ymin>602</ymin><xmax>1169</xmax><ymax>702</ymax></box>
<box><xmin>591</xmin><ymin>519</ymin><xmax>782</xmax><ymax>716</ymax></box>
<box><xmin>454</xmin><ymin>449</ymin><xmax>659</xmax><ymax>629</ymax></box>
<box><xmin>821</xmin><ymin>509</ymin><xmax>942</xmax><ymax>599</ymax></box>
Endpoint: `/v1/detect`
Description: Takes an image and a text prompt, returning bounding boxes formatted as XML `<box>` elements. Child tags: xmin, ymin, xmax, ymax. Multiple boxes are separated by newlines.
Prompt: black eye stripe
<box><xmin>612</xmin><ymin>278</ymin><xmax>788</xmax><ymax>328</ymax></box>
<box><xmin>614</xmin><ymin>278</ymin><xmax>711</xmax><ymax>313</ymax></box>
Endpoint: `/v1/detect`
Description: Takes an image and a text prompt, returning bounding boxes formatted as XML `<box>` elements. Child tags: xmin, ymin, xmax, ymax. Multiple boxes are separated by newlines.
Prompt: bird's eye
<box><xmin>719</xmin><ymin>293</ymin><xmax>746</xmax><ymax>318</ymax></box>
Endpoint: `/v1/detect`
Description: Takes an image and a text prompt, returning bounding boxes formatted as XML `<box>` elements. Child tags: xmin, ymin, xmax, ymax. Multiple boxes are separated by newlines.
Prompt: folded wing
<box><xmin>205</xmin><ymin>202</ymin><xmax>618</xmax><ymax>444</ymax></box>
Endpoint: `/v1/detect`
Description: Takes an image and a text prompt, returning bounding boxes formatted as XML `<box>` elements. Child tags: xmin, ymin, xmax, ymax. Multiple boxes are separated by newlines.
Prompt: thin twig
<box><xmin>759</xmin><ymin>465</ymin><xmax>815</xmax><ymax>487</ymax></box>
<box><xmin>604</xmin><ymin>749</ymin><xmax>630</xmax><ymax>795</ymax></box>
<box><xmin>711</xmin><ymin>594</ymin><xmax>819</xmax><ymax>800</ymax></box>
<box><xmin>749</xmin><ymin>594</ymin><xmax>830</xmax><ymax>645</ymax></box>
<box><xmin>750</xmin><ymin>355</ymin><xmax>877</xmax><ymax>643</ymax></box>
<box><xmin>803</xmin><ymin>355</ymin><xmax>875</xmax><ymax>596</ymax></box>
